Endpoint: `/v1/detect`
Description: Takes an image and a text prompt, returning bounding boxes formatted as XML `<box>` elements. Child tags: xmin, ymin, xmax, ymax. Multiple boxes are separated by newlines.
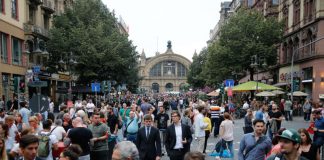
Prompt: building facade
<box><xmin>0</xmin><ymin>0</ymin><xmax>28</xmax><ymax>102</ymax></box>
<box><xmin>138</xmin><ymin>41</ymin><xmax>191</xmax><ymax>93</ymax></box>
<box><xmin>278</xmin><ymin>0</ymin><xmax>324</xmax><ymax>101</ymax></box>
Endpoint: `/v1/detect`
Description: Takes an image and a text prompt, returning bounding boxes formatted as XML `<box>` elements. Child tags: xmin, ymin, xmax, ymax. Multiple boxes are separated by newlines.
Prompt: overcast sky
<box><xmin>102</xmin><ymin>0</ymin><xmax>225</xmax><ymax>61</ymax></box>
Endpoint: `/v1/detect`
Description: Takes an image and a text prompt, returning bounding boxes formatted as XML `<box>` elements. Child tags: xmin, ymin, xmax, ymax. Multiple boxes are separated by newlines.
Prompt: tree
<box><xmin>205</xmin><ymin>9</ymin><xmax>284</xmax><ymax>84</ymax></box>
<box><xmin>47</xmin><ymin>0</ymin><xmax>140</xmax><ymax>92</ymax></box>
<box><xmin>187</xmin><ymin>48</ymin><xmax>208</xmax><ymax>89</ymax></box>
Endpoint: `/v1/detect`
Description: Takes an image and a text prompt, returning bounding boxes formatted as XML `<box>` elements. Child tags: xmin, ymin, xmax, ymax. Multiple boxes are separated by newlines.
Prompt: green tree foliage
<box><xmin>205</xmin><ymin>9</ymin><xmax>284</xmax><ymax>85</ymax></box>
<box><xmin>187</xmin><ymin>48</ymin><xmax>208</xmax><ymax>89</ymax></box>
<box><xmin>47</xmin><ymin>0</ymin><xmax>139</xmax><ymax>91</ymax></box>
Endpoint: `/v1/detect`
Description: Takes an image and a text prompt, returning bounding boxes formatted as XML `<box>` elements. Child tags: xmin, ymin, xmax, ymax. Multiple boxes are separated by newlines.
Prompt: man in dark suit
<box><xmin>165</xmin><ymin>111</ymin><xmax>193</xmax><ymax>160</ymax></box>
<box><xmin>136</xmin><ymin>114</ymin><xmax>161</xmax><ymax>160</ymax></box>
<box><xmin>19</xmin><ymin>135</ymin><xmax>42</xmax><ymax>160</ymax></box>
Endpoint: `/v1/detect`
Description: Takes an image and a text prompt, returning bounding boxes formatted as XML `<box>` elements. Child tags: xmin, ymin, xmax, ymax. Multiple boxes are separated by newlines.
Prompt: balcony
<box><xmin>41</xmin><ymin>0</ymin><xmax>55</xmax><ymax>14</ymax></box>
<box><xmin>23</xmin><ymin>23</ymin><xmax>49</xmax><ymax>39</ymax></box>
<box><xmin>29</xmin><ymin>0</ymin><xmax>43</xmax><ymax>6</ymax></box>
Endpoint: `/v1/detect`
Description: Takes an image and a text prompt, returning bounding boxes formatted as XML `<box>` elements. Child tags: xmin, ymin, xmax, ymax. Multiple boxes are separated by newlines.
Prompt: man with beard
<box><xmin>88</xmin><ymin>112</ymin><xmax>110</xmax><ymax>160</ymax></box>
<box><xmin>266</xmin><ymin>129</ymin><xmax>308</xmax><ymax>160</ymax></box>
<box><xmin>238</xmin><ymin>119</ymin><xmax>272</xmax><ymax>160</ymax></box>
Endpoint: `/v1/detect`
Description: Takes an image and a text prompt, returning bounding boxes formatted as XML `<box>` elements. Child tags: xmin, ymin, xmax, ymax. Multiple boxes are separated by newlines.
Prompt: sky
<box><xmin>102</xmin><ymin>0</ymin><xmax>225</xmax><ymax>61</ymax></box>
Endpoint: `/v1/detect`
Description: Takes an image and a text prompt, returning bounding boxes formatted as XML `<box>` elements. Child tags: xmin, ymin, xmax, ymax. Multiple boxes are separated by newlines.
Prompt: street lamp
<box><xmin>290</xmin><ymin>36</ymin><xmax>324</xmax><ymax>101</ymax></box>
<box><xmin>58</xmin><ymin>52</ymin><xmax>78</xmax><ymax>101</ymax></box>
<box><xmin>250</xmin><ymin>55</ymin><xmax>267</xmax><ymax>93</ymax></box>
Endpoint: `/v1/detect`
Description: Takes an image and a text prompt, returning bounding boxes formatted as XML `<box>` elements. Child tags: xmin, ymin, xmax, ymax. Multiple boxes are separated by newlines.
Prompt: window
<box><xmin>29</xmin><ymin>5</ymin><xmax>35</xmax><ymax>23</ymax></box>
<box><xmin>44</xmin><ymin>14</ymin><xmax>50</xmax><ymax>30</ymax></box>
<box><xmin>0</xmin><ymin>33</ymin><xmax>8</xmax><ymax>63</ymax></box>
<box><xmin>163</xmin><ymin>61</ymin><xmax>176</xmax><ymax>76</ymax></box>
<box><xmin>304</xmin><ymin>0</ymin><xmax>315</xmax><ymax>23</ymax></box>
<box><xmin>149</xmin><ymin>63</ymin><xmax>162</xmax><ymax>77</ymax></box>
<box><xmin>0</xmin><ymin>0</ymin><xmax>4</xmax><ymax>14</ymax></box>
<box><xmin>177</xmin><ymin>62</ymin><xmax>187</xmax><ymax>77</ymax></box>
<box><xmin>11</xmin><ymin>0</ymin><xmax>18</xmax><ymax>20</ymax></box>
<box><xmin>272</xmin><ymin>0</ymin><xmax>279</xmax><ymax>5</ymax></box>
<box><xmin>303</xmin><ymin>67</ymin><xmax>312</xmax><ymax>80</ymax></box>
<box><xmin>293</xmin><ymin>0</ymin><xmax>300</xmax><ymax>27</ymax></box>
<box><xmin>12</xmin><ymin>37</ymin><xmax>22</xmax><ymax>65</ymax></box>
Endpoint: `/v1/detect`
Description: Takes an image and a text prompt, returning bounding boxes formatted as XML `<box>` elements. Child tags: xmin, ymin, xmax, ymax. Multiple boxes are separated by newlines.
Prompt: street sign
<box><xmin>32</xmin><ymin>66</ymin><xmax>41</xmax><ymax>73</ymax></box>
<box><xmin>91</xmin><ymin>83</ymin><xmax>101</xmax><ymax>92</ymax></box>
<box><xmin>225</xmin><ymin>79</ymin><xmax>235</xmax><ymax>87</ymax></box>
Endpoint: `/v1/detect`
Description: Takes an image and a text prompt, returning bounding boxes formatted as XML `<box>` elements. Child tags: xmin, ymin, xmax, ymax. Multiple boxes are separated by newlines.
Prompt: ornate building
<box><xmin>138</xmin><ymin>41</ymin><xmax>191</xmax><ymax>93</ymax></box>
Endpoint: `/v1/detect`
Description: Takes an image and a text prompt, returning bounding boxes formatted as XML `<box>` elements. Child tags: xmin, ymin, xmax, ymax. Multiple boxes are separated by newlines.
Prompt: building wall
<box><xmin>278</xmin><ymin>0</ymin><xmax>324</xmax><ymax>101</ymax></box>
<box><xmin>138</xmin><ymin>48</ymin><xmax>191</xmax><ymax>93</ymax></box>
<box><xmin>0</xmin><ymin>0</ymin><xmax>27</xmax><ymax>101</ymax></box>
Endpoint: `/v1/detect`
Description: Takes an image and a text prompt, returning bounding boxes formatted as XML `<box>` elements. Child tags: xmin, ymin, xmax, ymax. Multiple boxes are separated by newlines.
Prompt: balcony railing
<box><xmin>23</xmin><ymin>23</ymin><xmax>49</xmax><ymax>38</ymax></box>
<box><xmin>41</xmin><ymin>0</ymin><xmax>55</xmax><ymax>14</ymax></box>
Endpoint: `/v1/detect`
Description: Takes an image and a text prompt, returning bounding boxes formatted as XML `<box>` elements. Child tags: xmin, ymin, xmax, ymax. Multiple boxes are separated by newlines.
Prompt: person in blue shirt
<box><xmin>312</xmin><ymin>109</ymin><xmax>324</xmax><ymax>148</ymax></box>
<box><xmin>238</xmin><ymin>119</ymin><xmax>272</xmax><ymax>160</ymax></box>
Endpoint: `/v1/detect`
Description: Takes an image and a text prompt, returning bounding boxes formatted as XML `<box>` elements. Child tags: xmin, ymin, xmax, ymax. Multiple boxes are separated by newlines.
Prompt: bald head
<box><xmin>72</xmin><ymin>117</ymin><xmax>83</xmax><ymax>127</ymax></box>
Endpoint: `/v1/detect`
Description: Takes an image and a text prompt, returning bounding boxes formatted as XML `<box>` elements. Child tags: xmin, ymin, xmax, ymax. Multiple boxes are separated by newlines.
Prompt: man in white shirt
<box><xmin>242</xmin><ymin>101</ymin><xmax>250</xmax><ymax>110</ymax></box>
<box><xmin>193</xmin><ymin>106</ymin><xmax>208</xmax><ymax>153</ymax></box>
<box><xmin>86</xmin><ymin>100</ymin><xmax>95</xmax><ymax>118</ymax></box>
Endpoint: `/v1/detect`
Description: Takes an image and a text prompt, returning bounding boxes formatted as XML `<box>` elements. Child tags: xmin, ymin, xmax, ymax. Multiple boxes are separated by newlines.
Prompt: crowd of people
<box><xmin>0</xmin><ymin>93</ymin><xmax>322</xmax><ymax>160</ymax></box>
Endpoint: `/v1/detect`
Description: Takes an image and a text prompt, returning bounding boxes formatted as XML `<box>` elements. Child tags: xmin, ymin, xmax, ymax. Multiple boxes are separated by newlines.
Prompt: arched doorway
<box><xmin>152</xmin><ymin>83</ymin><xmax>159</xmax><ymax>93</ymax></box>
<box><xmin>165</xmin><ymin>83</ymin><xmax>173</xmax><ymax>92</ymax></box>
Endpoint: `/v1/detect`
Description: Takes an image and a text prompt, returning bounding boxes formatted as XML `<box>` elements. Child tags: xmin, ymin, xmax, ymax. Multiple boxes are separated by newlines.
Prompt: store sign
<box><xmin>279</xmin><ymin>71</ymin><xmax>304</xmax><ymax>81</ymax></box>
<box><xmin>28</xmin><ymin>81</ymin><xmax>48</xmax><ymax>87</ymax></box>
<box><xmin>59</xmin><ymin>74</ymin><xmax>71</xmax><ymax>81</ymax></box>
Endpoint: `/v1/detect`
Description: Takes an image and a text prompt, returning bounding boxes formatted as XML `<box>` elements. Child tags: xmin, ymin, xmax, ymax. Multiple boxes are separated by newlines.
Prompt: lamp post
<box><xmin>290</xmin><ymin>36</ymin><xmax>324</xmax><ymax>101</ymax></box>
<box><xmin>250</xmin><ymin>55</ymin><xmax>267</xmax><ymax>94</ymax></box>
<box><xmin>59</xmin><ymin>52</ymin><xmax>77</xmax><ymax>101</ymax></box>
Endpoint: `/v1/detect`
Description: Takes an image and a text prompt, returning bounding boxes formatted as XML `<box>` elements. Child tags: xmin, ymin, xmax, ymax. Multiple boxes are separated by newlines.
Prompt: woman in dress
<box><xmin>298</xmin><ymin>128</ymin><xmax>320</xmax><ymax>160</ymax></box>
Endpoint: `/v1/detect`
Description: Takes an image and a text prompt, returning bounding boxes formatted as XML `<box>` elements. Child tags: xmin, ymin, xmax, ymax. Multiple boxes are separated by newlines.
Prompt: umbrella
<box><xmin>287</xmin><ymin>91</ymin><xmax>308</xmax><ymax>96</ymax></box>
<box><xmin>232</xmin><ymin>81</ymin><xmax>282</xmax><ymax>91</ymax></box>
<box><xmin>207</xmin><ymin>90</ymin><xmax>219</xmax><ymax>97</ymax></box>
<box><xmin>256</xmin><ymin>91</ymin><xmax>276</xmax><ymax>97</ymax></box>
<box><xmin>272</xmin><ymin>90</ymin><xmax>285</xmax><ymax>95</ymax></box>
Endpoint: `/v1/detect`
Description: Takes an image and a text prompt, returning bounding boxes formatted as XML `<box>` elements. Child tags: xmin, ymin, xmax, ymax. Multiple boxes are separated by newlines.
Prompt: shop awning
<box><xmin>273</xmin><ymin>82</ymin><xmax>289</xmax><ymax>87</ymax></box>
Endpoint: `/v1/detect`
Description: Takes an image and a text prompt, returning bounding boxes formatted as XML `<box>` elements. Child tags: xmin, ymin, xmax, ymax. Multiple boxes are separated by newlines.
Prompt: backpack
<box><xmin>37</xmin><ymin>131</ymin><xmax>53</xmax><ymax>157</ymax></box>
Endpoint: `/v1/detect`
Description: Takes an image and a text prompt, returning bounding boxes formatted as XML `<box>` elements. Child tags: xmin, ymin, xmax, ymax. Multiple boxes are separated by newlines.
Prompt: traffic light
<box><xmin>219</xmin><ymin>84</ymin><xmax>225</xmax><ymax>94</ymax></box>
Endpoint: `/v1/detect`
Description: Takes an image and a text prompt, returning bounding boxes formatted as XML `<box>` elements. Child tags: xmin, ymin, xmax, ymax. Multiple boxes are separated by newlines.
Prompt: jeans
<box><xmin>79</xmin><ymin>154</ymin><xmax>90</xmax><ymax>160</ymax></box>
<box><xmin>219</xmin><ymin>140</ymin><xmax>234</xmax><ymax>159</ymax></box>
<box><xmin>195</xmin><ymin>137</ymin><xmax>205</xmax><ymax>153</ymax></box>
<box><xmin>159</xmin><ymin>129</ymin><xmax>166</xmax><ymax>153</ymax></box>
<box><xmin>285</xmin><ymin>111</ymin><xmax>292</xmax><ymax>121</ymax></box>
<box><xmin>211</xmin><ymin>118</ymin><xmax>220</xmax><ymax>136</ymax></box>
<box><xmin>203</xmin><ymin>130</ymin><xmax>210</xmax><ymax>153</ymax></box>
<box><xmin>304</xmin><ymin>112</ymin><xmax>310</xmax><ymax>121</ymax></box>
<box><xmin>126</xmin><ymin>133</ymin><xmax>137</xmax><ymax>143</ymax></box>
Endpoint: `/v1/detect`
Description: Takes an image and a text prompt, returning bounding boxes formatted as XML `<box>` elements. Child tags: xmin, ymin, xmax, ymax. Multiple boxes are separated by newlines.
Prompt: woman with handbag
<box><xmin>243</xmin><ymin>109</ymin><xmax>254</xmax><ymax>134</ymax></box>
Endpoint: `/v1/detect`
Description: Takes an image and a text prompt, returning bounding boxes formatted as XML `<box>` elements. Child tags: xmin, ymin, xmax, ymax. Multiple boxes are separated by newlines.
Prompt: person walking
<box><xmin>165</xmin><ymin>111</ymin><xmax>192</xmax><ymax>160</ymax></box>
<box><xmin>238</xmin><ymin>119</ymin><xmax>272</xmax><ymax>160</ymax></box>
<box><xmin>219</xmin><ymin>112</ymin><xmax>234</xmax><ymax>159</ymax></box>
<box><xmin>284</xmin><ymin>99</ymin><xmax>293</xmax><ymax>121</ymax></box>
<box><xmin>298</xmin><ymin>128</ymin><xmax>320</xmax><ymax>160</ymax></box>
<box><xmin>193</xmin><ymin>105</ymin><xmax>208</xmax><ymax>153</ymax></box>
<box><xmin>302</xmin><ymin>99</ymin><xmax>311</xmax><ymax>121</ymax></box>
<box><xmin>136</xmin><ymin>114</ymin><xmax>161</xmax><ymax>160</ymax></box>
<box><xmin>266</xmin><ymin>129</ymin><xmax>308</xmax><ymax>160</ymax></box>
<box><xmin>243</xmin><ymin>109</ymin><xmax>254</xmax><ymax>134</ymax></box>
<box><xmin>203</xmin><ymin>110</ymin><xmax>211</xmax><ymax>154</ymax></box>
<box><xmin>209</xmin><ymin>105</ymin><xmax>221</xmax><ymax>137</ymax></box>
<box><xmin>155</xmin><ymin>104</ymin><xmax>169</xmax><ymax>155</ymax></box>
<box><xmin>88</xmin><ymin>112</ymin><xmax>110</xmax><ymax>160</ymax></box>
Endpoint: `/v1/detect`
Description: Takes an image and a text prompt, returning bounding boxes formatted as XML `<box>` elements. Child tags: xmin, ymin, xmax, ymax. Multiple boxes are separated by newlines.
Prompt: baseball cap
<box><xmin>277</xmin><ymin>129</ymin><xmax>301</xmax><ymax>143</ymax></box>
